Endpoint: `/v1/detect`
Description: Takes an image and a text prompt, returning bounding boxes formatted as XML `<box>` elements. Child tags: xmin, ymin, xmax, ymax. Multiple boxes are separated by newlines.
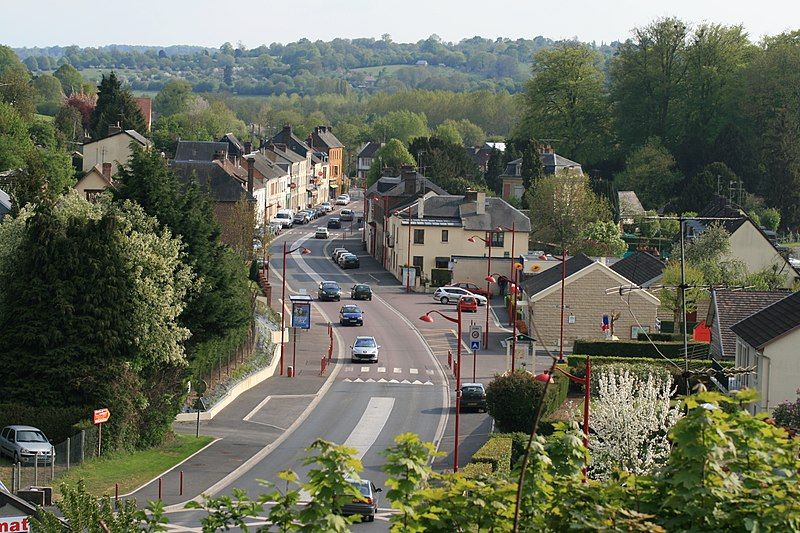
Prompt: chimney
<box><xmin>102</xmin><ymin>162</ymin><xmax>112</xmax><ymax>180</ymax></box>
<box><xmin>401</xmin><ymin>166</ymin><xmax>417</xmax><ymax>194</ymax></box>
<box><xmin>417</xmin><ymin>197</ymin><xmax>425</xmax><ymax>219</ymax></box>
<box><xmin>465</xmin><ymin>189</ymin><xmax>478</xmax><ymax>203</ymax></box>
<box><xmin>244</xmin><ymin>141</ymin><xmax>252</xmax><ymax>154</ymax></box>
<box><xmin>246</xmin><ymin>157</ymin><xmax>254</xmax><ymax>196</ymax></box>
<box><xmin>107</xmin><ymin>123</ymin><xmax>122</xmax><ymax>136</ymax></box>
<box><xmin>476</xmin><ymin>191</ymin><xmax>486</xmax><ymax>215</ymax></box>
<box><xmin>282</xmin><ymin>124</ymin><xmax>292</xmax><ymax>135</ymax></box>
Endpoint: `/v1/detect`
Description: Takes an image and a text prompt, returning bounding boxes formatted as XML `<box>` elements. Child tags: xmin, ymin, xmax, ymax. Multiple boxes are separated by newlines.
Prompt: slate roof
<box><xmin>271</xmin><ymin>126</ymin><xmax>313</xmax><ymax>157</ymax></box>
<box><xmin>618</xmin><ymin>191</ymin><xmax>645</xmax><ymax>217</ymax></box>
<box><xmin>358</xmin><ymin>141</ymin><xmax>382</xmax><ymax>159</ymax></box>
<box><xmin>501</xmin><ymin>153</ymin><xmax>583</xmax><ymax>177</ymax></box>
<box><xmin>174</xmin><ymin>141</ymin><xmax>228</xmax><ymax>162</ymax></box>
<box><xmin>219</xmin><ymin>133</ymin><xmax>245</xmax><ymax>154</ymax></box>
<box><xmin>310</xmin><ymin>126</ymin><xmax>344</xmax><ymax>149</ymax></box>
<box><xmin>83</xmin><ymin>129</ymin><xmax>152</xmax><ymax>148</ymax></box>
<box><xmin>709</xmin><ymin>289</ymin><xmax>790</xmax><ymax>359</ymax></box>
<box><xmin>246</xmin><ymin>153</ymin><xmax>287</xmax><ymax>182</ymax></box>
<box><xmin>689</xmin><ymin>195</ymin><xmax>748</xmax><ymax>235</ymax></box>
<box><xmin>520</xmin><ymin>254</ymin><xmax>595</xmax><ymax>297</ymax></box>
<box><xmin>170</xmin><ymin>160</ymin><xmax>252</xmax><ymax>202</ymax></box>
<box><xmin>404</xmin><ymin>193</ymin><xmax>532</xmax><ymax>232</ymax></box>
<box><xmin>610</xmin><ymin>252</ymin><xmax>665</xmax><ymax>287</ymax></box>
<box><xmin>265</xmin><ymin>144</ymin><xmax>306</xmax><ymax>164</ymax></box>
<box><xmin>366</xmin><ymin>172</ymin><xmax>448</xmax><ymax>197</ymax></box>
<box><xmin>730</xmin><ymin>291</ymin><xmax>800</xmax><ymax>349</ymax></box>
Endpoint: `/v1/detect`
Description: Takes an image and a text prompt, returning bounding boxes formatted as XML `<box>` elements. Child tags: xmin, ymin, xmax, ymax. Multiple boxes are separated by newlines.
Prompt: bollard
<box><xmin>180</xmin><ymin>470</ymin><xmax>184</xmax><ymax>496</ymax></box>
<box><xmin>115</xmin><ymin>483</ymin><xmax>119</xmax><ymax>503</ymax></box>
<box><xmin>453</xmin><ymin>360</ymin><xmax>458</xmax><ymax>378</ymax></box>
<box><xmin>158</xmin><ymin>477</ymin><xmax>162</xmax><ymax>500</ymax></box>
<box><xmin>287</xmin><ymin>366</ymin><xmax>294</xmax><ymax>378</ymax></box>
<box><xmin>320</xmin><ymin>356</ymin><xmax>327</xmax><ymax>375</ymax></box>
<box><xmin>66</xmin><ymin>437</ymin><xmax>70</xmax><ymax>471</ymax></box>
<box><xmin>448</xmin><ymin>350</ymin><xmax>452</xmax><ymax>369</ymax></box>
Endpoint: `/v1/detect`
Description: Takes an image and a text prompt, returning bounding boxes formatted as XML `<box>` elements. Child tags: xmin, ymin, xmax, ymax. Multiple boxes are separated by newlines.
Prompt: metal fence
<box><xmin>4</xmin><ymin>425</ymin><xmax>98</xmax><ymax>493</ymax></box>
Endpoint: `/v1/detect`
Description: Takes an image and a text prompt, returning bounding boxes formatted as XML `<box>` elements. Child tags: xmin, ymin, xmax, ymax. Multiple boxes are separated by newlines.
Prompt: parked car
<box><xmin>336</xmin><ymin>194</ymin><xmax>350</xmax><ymax>205</ymax></box>
<box><xmin>319</xmin><ymin>202</ymin><xmax>333</xmax><ymax>213</ymax></box>
<box><xmin>433</xmin><ymin>287</ymin><xmax>487</xmax><ymax>305</ymax></box>
<box><xmin>331</xmin><ymin>247</ymin><xmax>348</xmax><ymax>260</ymax></box>
<box><xmin>340</xmin><ymin>254</ymin><xmax>360</xmax><ymax>269</ymax></box>
<box><xmin>458</xmin><ymin>295</ymin><xmax>479</xmax><ymax>313</ymax></box>
<box><xmin>460</xmin><ymin>383</ymin><xmax>487</xmax><ymax>412</ymax></box>
<box><xmin>333</xmin><ymin>249</ymin><xmax>352</xmax><ymax>263</ymax></box>
<box><xmin>351</xmin><ymin>284</ymin><xmax>372</xmax><ymax>300</ymax></box>
<box><xmin>0</xmin><ymin>425</ymin><xmax>55</xmax><ymax>465</ymax></box>
<box><xmin>293</xmin><ymin>211</ymin><xmax>310</xmax><ymax>225</ymax></box>
<box><xmin>271</xmin><ymin>210</ymin><xmax>294</xmax><ymax>228</ymax></box>
<box><xmin>339</xmin><ymin>208</ymin><xmax>354</xmax><ymax>222</ymax></box>
<box><xmin>339</xmin><ymin>304</ymin><xmax>364</xmax><ymax>326</ymax></box>
<box><xmin>303</xmin><ymin>209</ymin><xmax>317</xmax><ymax>221</ymax></box>
<box><xmin>318</xmin><ymin>280</ymin><xmax>342</xmax><ymax>301</ymax></box>
<box><xmin>327</xmin><ymin>217</ymin><xmax>342</xmax><ymax>229</ymax></box>
<box><xmin>351</xmin><ymin>336</ymin><xmax>379</xmax><ymax>363</ymax></box>
<box><xmin>314</xmin><ymin>227</ymin><xmax>330</xmax><ymax>239</ymax></box>
<box><xmin>449</xmin><ymin>282</ymin><xmax>493</xmax><ymax>298</ymax></box>
<box><xmin>341</xmin><ymin>478</ymin><xmax>382</xmax><ymax>522</ymax></box>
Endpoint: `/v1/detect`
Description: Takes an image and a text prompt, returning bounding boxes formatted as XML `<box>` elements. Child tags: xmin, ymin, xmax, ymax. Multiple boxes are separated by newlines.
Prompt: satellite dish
<box><xmin>530</xmin><ymin>264</ymin><xmax>541</xmax><ymax>272</ymax></box>
<box><xmin>514</xmin><ymin>262</ymin><xmax>523</xmax><ymax>271</ymax></box>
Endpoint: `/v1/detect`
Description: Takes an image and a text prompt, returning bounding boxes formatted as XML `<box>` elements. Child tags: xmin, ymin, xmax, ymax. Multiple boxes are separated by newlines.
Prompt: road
<box><xmin>166</xmin><ymin>195</ymin><xmax>450</xmax><ymax>531</ymax></box>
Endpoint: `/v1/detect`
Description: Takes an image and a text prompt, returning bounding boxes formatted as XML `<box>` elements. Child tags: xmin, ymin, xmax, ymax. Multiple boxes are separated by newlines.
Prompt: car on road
<box><xmin>339</xmin><ymin>304</ymin><xmax>364</xmax><ymax>326</ymax></box>
<box><xmin>293</xmin><ymin>211</ymin><xmax>310</xmax><ymax>225</ymax></box>
<box><xmin>271</xmin><ymin>210</ymin><xmax>294</xmax><ymax>228</ymax></box>
<box><xmin>339</xmin><ymin>208</ymin><xmax>354</xmax><ymax>222</ymax></box>
<box><xmin>351</xmin><ymin>284</ymin><xmax>372</xmax><ymax>300</ymax></box>
<box><xmin>335</xmin><ymin>194</ymin><xmax>350</xmax><ymax>205</ymax></box>
<box><xmin>303</xmin><ymin>209</ymin><xmax>317</xmax><ymax>221</ymax></box>
<box><xmin>0</xmin><ymin>425</ymin><xmax>55</xmax><ymax>465</ymax></box>
<box><xmin>458</xmin><ymin>295</ymin><xmax>479</xmax><ymax>313</ymax></box>
<box><xmin>331</xmin><ymin>247</ymin><xmax>348</xmax><ymax>260</ymax></box>
<box><xmin>333</xmin><ymin>249</ymin><xmax>352</xmax><ymax>264</ymax></box>
<box><xmin>342</xmin><ymin>478</ymin><xmax>382</xmax><ymax>522</ymax></box>
<box><xmin>449</xmin><ymin>282</ymin><xmax>493</xmax><ymax>298</ymax></box>
<box><xmin>433</xmin><ymin>286</ymin><xmax>488</xmax><ymax>306</ymax></box>
<box><xmin>339</xmin><ymin>254</ymin><xmax>360</xmax><ymax>269</ymax></box>
<box><xmin>319</xmin><ymin>202</ymin><xmax>332</xmax><ymax>213</ymax></box>
<box><xmin>351</xmin><ymin>336</ymin><xmax>379</xmax><ymax>363</ymax></box>
<box><xmin>318</xmin><ymin>280</ymin><xmax>342</xmax><ymax>301</ymax></box>
<box><xmin>314</xmin><ymin>227</ymin><xmax>329</xmax><ymax>239</ymax></box>
<box><xmin>327</xmin><ymin>217</ymin><xmax>342</xmax><ymax>229</ymax></box>
<box><xmin>460</xmin><ymin>383</ymin><xmax>487</xmax><ymax>412</ymax></box>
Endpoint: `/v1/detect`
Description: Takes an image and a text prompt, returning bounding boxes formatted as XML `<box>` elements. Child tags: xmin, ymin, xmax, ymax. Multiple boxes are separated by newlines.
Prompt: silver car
<box><xmin>342</xmin><ymin>478</ymin><xmax>382</xmax><ymax>522</ymax></box>
<box><xmin>351</xmin><ymin>336</ymin><xmax>379</xmax><ymax>363</ymax></box>
<box><xmin>432</xmin><ymin>286</ymin><xmax>488</xmax><ymax>306</ymax></box>
<box><xmin>0</xmin><ymin>425</ymin><xmax>55</xmax><ymax>465</ymax></box>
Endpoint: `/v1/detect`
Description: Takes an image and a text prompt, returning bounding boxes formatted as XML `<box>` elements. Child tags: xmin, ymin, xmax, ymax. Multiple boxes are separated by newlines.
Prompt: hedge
<box><xmin>637</xmin><ymin>332</ymin><xmax>683</xmax><ymax>342</ymax></box>
<box><xmin>0</xmin><ymin>403</ymin><xmax>91</xmax><ymax>443</ymax></box>
<box><xmin>658</xmin><ymin>320</ymin><xmax>699</xmax><ymax>334</ymax></box>
<box><xmin>461</xmin><ymin>461</ymin><xmax>494</xmax><ymax>478</ymax></box>
<box><xmin>486</xmin><ymin>371</ymin><xmax>570</xmax><ymax>433</ymax></box>
<box><xmin>469</xmin><ymin>436</ymin><xmax>513</xmax><ymax>477</ymax></box>
<box><xmin>572</xmin><ymin>339</ymin><xmax>709</xmax><ymax>359</ymax></box>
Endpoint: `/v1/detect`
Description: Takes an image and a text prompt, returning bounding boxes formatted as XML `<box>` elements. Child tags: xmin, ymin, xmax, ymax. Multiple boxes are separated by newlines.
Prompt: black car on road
<box><xmin>460</xmin><ymin>383</ymin><xmax>487</xmax><ymax>412</ymax></box>
<box><xmin>351</xmin><ymin>284</ymin><xmax>372</xmax><ymax>300</ymax></box>
<box><xmin>327</xmin><ymin>217</ymin><xmax>342</xmax><ymax>229</ymax></box>
<box><xmin>318</xmin><ymin>281</ymin><xmax>342</xmax><ymax>301</ymax></box>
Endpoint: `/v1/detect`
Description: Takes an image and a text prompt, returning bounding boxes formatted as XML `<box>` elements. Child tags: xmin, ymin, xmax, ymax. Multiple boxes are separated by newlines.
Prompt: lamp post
<box><xmin>419</xmin><ymin>307</ymin><xmax>463</xmax><ymax>472</ymax></box>
<box><xmin>261</xmin><ymin>203</ymin><xmax>275</xmax><ymax>281</ymax></box>
<box><xmin>468</xmin><ymin>228</ymin><xmax>502</xmax><ymax>347</ymax></box>
<box><xmin>540</xmin><ymin>251</ymin><xmax>568</xmax><ymax>362</ymax></box>
<box><xmin>280</xmin><ymin>242</ymin><xmax>311</xmax><ymax>376</ymax></box>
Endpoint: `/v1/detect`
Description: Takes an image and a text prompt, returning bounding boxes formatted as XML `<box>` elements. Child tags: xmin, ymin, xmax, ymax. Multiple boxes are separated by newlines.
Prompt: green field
<box><xmin>350</xmin><ymin>64</ymin><xmax>413</xmax><ymax>75</ymax></box>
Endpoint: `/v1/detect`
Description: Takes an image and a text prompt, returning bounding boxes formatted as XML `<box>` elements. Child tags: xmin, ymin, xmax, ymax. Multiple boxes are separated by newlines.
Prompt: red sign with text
<box><xmin>93</xmin><ymin>408</ymin><xmax>110</xmax><ymax>424</ymax></box>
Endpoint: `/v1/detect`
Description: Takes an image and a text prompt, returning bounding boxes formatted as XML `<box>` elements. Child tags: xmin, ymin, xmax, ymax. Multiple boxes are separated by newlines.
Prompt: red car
<box><xmin>448</xmin><ymin>282</ymin><xmax>492</xmax><ymax>298</ymax></box>
<box><xmin>458</xmin><ymin>296</ymin><xmax>479</xmax><ymax>313</ymax></box>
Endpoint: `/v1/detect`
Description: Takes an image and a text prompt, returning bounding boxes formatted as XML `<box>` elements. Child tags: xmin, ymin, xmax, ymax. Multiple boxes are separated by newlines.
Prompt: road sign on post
<box><xmin>469</xmin><ymin>325</ymin><xmax>482</xmax><ymax>351</ymax></box>
<box><xmin>93</xmin><ymin>408</ymin><xmax>110</xmax><ymax>457</ymax></box>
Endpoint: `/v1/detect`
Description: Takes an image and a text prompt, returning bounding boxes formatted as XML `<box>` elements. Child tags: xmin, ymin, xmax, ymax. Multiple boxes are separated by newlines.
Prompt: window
<box><xmin>412</xmin><ymin>256</ymin><xmax>424</xmax><ymax>276</ymax></box>
<box><xmin>85</xmin><ymin>189</ymin><xmax>105</xmax><ymax>203</ymax></box>
<box><xmin>414</xmin><ymin>229</ymin><xmax>425</xmax><ymax>244</ymax></box>
<box><xmin>489</xmin><ymin>231</ymin><xmax>504</xmax><ymax>247</ymax></box>
<box><xmin>441</xmin><ymin>230</ymin><xmax>449</xmax><ymax>242</ymax></box>
<box><xmin>435</xmin><ymin>257</ymin><xmax>449</xmax><ymax>269</ymax></box>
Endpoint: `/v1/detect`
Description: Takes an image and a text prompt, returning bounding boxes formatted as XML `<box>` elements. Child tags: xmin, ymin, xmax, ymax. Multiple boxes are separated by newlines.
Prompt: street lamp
<box><xmin>539</xmin><ymin>251</ymin><xmax>568</xmax><ymax>362</ymax></box>
<box><xmin>419</xmin><ymin>307</ymin><xmax>463</xmax><ymax>473</ymax></box>
<box><xmin>468</xmin><ymin>228</ymin><xmax>502</xmax><ymax>347</ymax></box>
<box><xmin>280</xmin><ymin>242</ymin><xmax>311</xmax><ymax>376</ymax></box>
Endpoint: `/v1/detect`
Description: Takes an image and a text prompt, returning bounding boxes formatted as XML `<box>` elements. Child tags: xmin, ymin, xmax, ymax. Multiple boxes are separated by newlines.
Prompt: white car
<box><xmin>271</xmin><ymin>210</ymin><xmax>294</xmax><ymax>228</ymax></box>
<box><xmin>319</xmin><ymin>202</ymin><xmax>333</xmax><ymax>213</ymax></box>
<box><xmin>314</xmin><ymin>227</ymin><xmax>330</xmax><ymax>239</ymax></box>
<box><xmin>351</xmin><ymin>336</ymin><xmax>379</xmax><ymax>363</ymax></box>
<box><xmin>335</xmin><ymin>194</ymin><xmax>350</xmax><ymax>205</ymax></box>
<box><xmin>433</xmin><ymin>286</ymin><xmax>488</xmax><ymax>306</ymax></box>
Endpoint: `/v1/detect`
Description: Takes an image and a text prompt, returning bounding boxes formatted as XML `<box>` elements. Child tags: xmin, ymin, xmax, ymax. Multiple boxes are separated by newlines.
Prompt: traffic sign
<box><xmin>469</xmin><ymin>324</ymin><xmax>482</xmax><ymax>351</ymax></box>
<box><xmin>470</xmin><ymin>340</ymin><xmax>480</xmax><ymax>350</ymax></box>
<box><xmin>93</xmin><ymin>408</ymin><xmax>110</xmax><ymax>425</ymax></box>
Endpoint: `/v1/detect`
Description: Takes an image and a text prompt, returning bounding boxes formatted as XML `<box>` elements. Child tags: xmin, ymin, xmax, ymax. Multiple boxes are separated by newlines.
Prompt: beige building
<box><xmin>521</xmin><ymin>254</ymin><xmax>660</xmax><ymax>352</ymax></box>
<box><xmin>81</xmin><ymin>129</ymin><xmax>151</xmax><ymax>175</ymax></box>
<box><xmin>385</xmin><ymin>190</ymin><xmax>531</xmax><ymax>286</ymax></box>
<box><xmin>730</xmin><ymin>291</ymin><xmax>800</xmax><ymax>413</ymax></box>
<box><xmin>74</xmin><ymin>163</ymin><xmax>114</xmax><ymax>202</ymax></box>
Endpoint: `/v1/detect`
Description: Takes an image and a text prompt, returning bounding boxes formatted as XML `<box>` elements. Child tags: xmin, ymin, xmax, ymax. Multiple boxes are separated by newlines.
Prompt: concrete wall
<box><xmin>82</xmin><ymin>134</ymin><xmax>138</xmax><ymax>175</ymax></box>
<box><xmin>759</xmin><ymin>330</ymin><xmax>800</xmax><ymax>412</ymax></box>
<box><xmin>730</xmin><ymin>222</ymin><xmax>797</xmax><ymax>288</ymax></box>
<box><xmin>528</xmin><ymin>265</ymin><xmax>659</xmax><ymax>352</ymax></box>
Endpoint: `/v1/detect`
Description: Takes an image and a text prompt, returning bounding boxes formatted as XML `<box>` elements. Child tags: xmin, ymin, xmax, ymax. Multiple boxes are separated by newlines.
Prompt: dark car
<box><xmin>339</xmin><ymin>305</ymin><xmax>363</xmax><ymax>326</ymax></box>
<box><xmin>340</xmin><ymin>254</ymin><xmax>360</xmax><ymax>269</ymax></box>
<box><xmin>293</xmin><ymin>212</ymin><xmax>310</xmax><ymax>225</ymax></box>
<box><xmin>351</xmin><ymin>284</ymin><xmax>372</xmax><ymax>300</ymax></box>
<box><xmin>341</xmin><ymin>479</ymin><xmax>382</xmax><ymax>522</ymax></box>
<box><xmin>460</xmin><ymin>383</ymin><xmax>487</xmax><ymax>412</ymax></box>
<box><xmin>327</xmin><ymin>217</ymin><xmax>342</xmax><ymax>229</ymax></box>
<box><xmin>318</xmin><ymin>280</ymin><xmax>341</xmax><ymax>301</ymax></box>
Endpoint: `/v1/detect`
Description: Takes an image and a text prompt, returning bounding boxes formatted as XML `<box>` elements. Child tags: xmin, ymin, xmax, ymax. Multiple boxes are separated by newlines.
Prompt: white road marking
<box><xmin>426</xmin><ymin>369</ymin><xmax>435</xmax><ymax>375</ymax></box>
<box><xmin>409</xmin><ymin>368</ymin><xmax>418</xmax><ymax>374</ymax></box>
<box><xmin>344</xmin><ymin>366</ymin><xmax>353</xmax><ymax>372</ymax></box>
<box><xmin>393</xmin><ymin>368</ymin><xmax>401</xmax><ymax>373</ymax></box>
<box><xmin>377</xmin><ymin>367</ymin><xmax>387</xmax><ymax>373</ymax></box>
<box><xmin>343</xmin><ymin>397</ymin><xmax>395</xmax><ymax>460</ymax></box>
<box><xmin>361</xmin><ymin>366</ymin><xmax>370</xmax><ymax>373</ymax></box>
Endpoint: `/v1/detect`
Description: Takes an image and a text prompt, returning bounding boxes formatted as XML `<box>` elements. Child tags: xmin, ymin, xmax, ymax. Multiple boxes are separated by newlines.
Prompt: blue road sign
<box><xmin>470</xmin><ymin>340</ymin><xmax>481</xmax><ymax>351</ymax></box>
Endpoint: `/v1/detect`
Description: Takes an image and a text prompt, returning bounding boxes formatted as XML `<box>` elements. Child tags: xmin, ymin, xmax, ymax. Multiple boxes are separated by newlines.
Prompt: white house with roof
<box><xmin>81</xmin><ymin>129</ymin><xmax>151</xmax><ymax>176</ymax></box>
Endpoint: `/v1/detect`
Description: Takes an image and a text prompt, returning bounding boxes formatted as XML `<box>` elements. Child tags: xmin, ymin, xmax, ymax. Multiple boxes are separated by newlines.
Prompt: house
<box><xmin>499</xmin><ymin>147</ymin><xmax>583</xmax><ymax>201</ymax></box>
<box><xmin>134</xmin><ymin>96</ymin><xmax>152</xmax><ymax>132</ymax></box>
<box><xmin>174</xmin><ymin>140</ymin><xmax>230</xmax><ymax>162</ymax></box>
<box><xmin>74</xmin><ymin>163</ymin><xmax>114</xmax><ymax>202</ymax></box>
<box><xmin>618</xmin><ymin>191</ymin><xmax>645</xmax><ymax>224</ymax></box>
<box><xmin>707</xmin><ymin>289</ymin><xmax>790</xmax><ymax>361</ymax></box>
<box><xmin>365</xmin><ymin>167</ymin><xmax>448</xmax><ymax>266</ymax></box>
<box><xmin>81</xmin><ymin>128</ymin><xmax>151</xmax><ymax>176</ymax></box>
<box><xmin>262</xmin><ymin>143</ymin><xmax>308</xmax><ymax>210</ymax></box>
<box><xmin>270</xmin><ymin>125</ymin><xmax>332</xmax><ymax>204</ymax></box>
<box><xmin>730</xmin><ymin>291</ymin><xmax>800</xmax><ymax>413</ymax></box>
<box><xmin>1</xmin><ymin>484</ymin><xmax>59</xmax><ymax>530</ymax></box>
<box><xmin>356</xmin><ymin>141</ymin><xmax>382</xmax><ymax>183</ymax></box>
<box><xmin>245</xmin><ymin>152</ymin><xmax>290</xmax><ymax>224</ymax></box>
<box><xmin>521</xmin><ymin>254</ymin><xmax>660</xmax><ymax>352</ymax></box>
<box><xmin>686</xmin><ymin>195</ymin><xmax>799</xmax><ymax>288</ymax></box>
<box><xmin>384</xmin><ymin>189</ymin><xmax>531</xmax><ymax>287</ymax></box>
<box><xmin>307</xmin><ymin>126</ymin><xmax>344</xmax><ymax>193</ymax></box>
<box><xmin>218</xmin><ymin>132</ymin><xmax>249</xmax><ymax>164</ymax></box>
<box><xmin>609</xmin><ymin>251</ymin><xmax>666</xmax><ymax>288</ymax></box>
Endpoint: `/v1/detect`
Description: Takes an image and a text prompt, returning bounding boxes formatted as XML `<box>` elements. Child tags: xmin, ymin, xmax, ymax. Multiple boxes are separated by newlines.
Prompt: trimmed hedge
<box><xmin>0</xmin><ymin>403</ymin><xmax>91</xmax><ymax>443</ymax></box>
<box><xmin>461</xmin><ymin>462</ymin><xmax>494</xmax><ymax>478</ymax></box>
<box><xmin>658</xmin><ymin>320</ymin><xmax>699</xmax><ymax>334</ymax></box>
<box><xmin>469</xmin><ymin>436</ymin><xmax>513</xmax><ymax>477</ymax></box>
<box><xmin>486</xmin><ymin>371</ymin><xmax>569</xmax><ymax>433</ymax></box>
<box><xmin>572</xmin><ymin>339</ymin><xmax>709</xmax><ymax>359</ymax></box>
<box><xmin>637</xmin><ymin>332</ymin><xmax>683</xmax><ymax>342</ymax></box>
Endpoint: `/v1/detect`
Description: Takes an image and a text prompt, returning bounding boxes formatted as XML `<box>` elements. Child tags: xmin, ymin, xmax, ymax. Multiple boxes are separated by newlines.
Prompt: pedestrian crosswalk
<box><xmin>342</xmin><ymin>365</ymin><xmax>435</xmax><ymax>375</ymax></box>
<box><xmin>339</xmin><ymin>365</ymin><xmax>436</xmax><ymax>385</ymax></box>
<box><xmin>342</xmin><ymin>377</ymin><xmax>434</xmax><ymax>385</ymax></box>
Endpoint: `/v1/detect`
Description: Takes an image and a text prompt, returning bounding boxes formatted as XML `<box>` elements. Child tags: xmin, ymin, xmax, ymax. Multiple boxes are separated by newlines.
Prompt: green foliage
<box><xmin>0</xmin><ymin>45</ymin><xmax>36</xmax><ymax>119</ymax></box>
<box><xmin>614</xmin><ymin>137</ymin><xmax>682</xmax><ymax>209</ymax></box>
<box><xmin>759</xmin><ymin>207</ymin><xmax>781</xmax><ymax>231</ymax></box>
<box><xmin>0</xmin><ymin>403</ymin><xmax>90</xmax><ymax>443</ymax></box>
<box><xmin>152</xmin><ymin>100</ymin><xmax>246</xmax><ymax>154</ymax></box>
<box><xmin>382</xmin><ymin>433</ymin><xmax>440</xmax><ymax>531</ymax></box>
<box><xmin>90</xmin><ymin>72</ymin><xmax>146</xmax><ymax>139</ymax></box>
<box><xmin>433</xmin><ymin>121</ymin><xmax>462</xmax><ymax>145</ymax></box>
<box><xmin>659</xmin><ymin>261</ymin><xmax>707</xmax><ymax>314</ymax></box>
<box><xmin>369</xmin><ymin>109</ymin><xmax>429</xmax><ymax>144</ymax></box>
<box><xmin>460</xmin><ymin>461</ymin><xmax>493</xmax><ymax>478</ymax></box>
<box><xmin>409</xmin><ymin>135</ymin><xmax>483</xmax><ymax>194</ymax></box>
<box><xmin>678</xmin><ymin>162</ymin><xmax>739</xmax><ymax>213</ymax></box>
<box><xmin>153</xmin><ymin>79</ymin><xmax>193</xmax><ymax>116</ymax></box>
<box><xmin>53</xmin><ymin>63</ymin><xmax>84</xmax><ymax>95</ymax></box>
<box><xmin>32</xmin><ymin>73</ymin><xmax>65</xmax><ymax>116</ymax></box>
<box><xmin>772</xmin><ymin>392</ymin><xmax>800</xmax><ymax>431</ymax></box>
<box><xmin>485</xmin><ymin>371</ymin><xmax>567</xmax><ymax>433</ymax></box>
<box><xmin>366</xmin><ymin>138</ymin><xmax>416</xmax><ymax>186</ymax></box>
<box><xmin>576</xmin><ymin>220</ymin><xmax>627</xmax><ymax>257</ymax></box>
<box><xmin>0</xmin><ymin>101</ymin><xmax>33</xmax><ymax>170</ymax></box>
<box><xmin>571</xmin><ymin>339</ymin><xmax>709</xmax><ymax>359</ymax></box>
<box><xmin>469</xmin><ymin>436</ymin><xmax>513</xmax><ymax>477</ymax></box>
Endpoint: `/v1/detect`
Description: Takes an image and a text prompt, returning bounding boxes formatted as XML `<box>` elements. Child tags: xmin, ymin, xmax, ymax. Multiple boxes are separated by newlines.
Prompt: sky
<box><xmin>3</xmin><ymin>0</ymin><xmax>799</xmax><ymax>48</ymax></box>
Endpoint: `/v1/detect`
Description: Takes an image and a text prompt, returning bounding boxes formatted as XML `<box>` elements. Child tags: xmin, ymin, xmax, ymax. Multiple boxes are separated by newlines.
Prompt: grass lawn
<box><xmin>0</xmin><ymin>433</ymin><xmax>213</xmax><ymax>499</ymax></box>
<box><xmin>350</xmin><ymin>64</ymin><xmax>410</xmax><ymax>75</ymax></box>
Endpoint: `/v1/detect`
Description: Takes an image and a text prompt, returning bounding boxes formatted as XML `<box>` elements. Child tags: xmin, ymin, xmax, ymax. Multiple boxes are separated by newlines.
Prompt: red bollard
<box><xmin>320</xmin><ymin>356</ymin><xmax>327</xmax><ymax>375</ymax></box>
<box><xmin>179</xmin><ymin>470</ymin><xmax>184</xmax><ymax>496</ymax></box>
<box><xmin>453</xmin><ymin>360</ymin><xmax>458</xmax><ymax>378</ymax></box>
<box><xmin>158</xmin><ymin>477</ymin><xmax>162</xmax><ymax>500</ymax></box>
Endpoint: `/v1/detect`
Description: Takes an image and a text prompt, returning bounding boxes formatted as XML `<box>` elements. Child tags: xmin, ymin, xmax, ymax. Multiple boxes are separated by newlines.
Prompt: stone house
<box><xmin>81</xmin><ymin>128</ymin><xmax>151</xmax><ymax>176</ymax></box>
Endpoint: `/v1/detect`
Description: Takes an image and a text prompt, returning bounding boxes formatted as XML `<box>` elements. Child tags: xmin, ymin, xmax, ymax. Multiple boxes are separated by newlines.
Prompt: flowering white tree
<box><xmin>589</xmin><ymin>365</ymin><xmax>683</xmax><ymax>479</ymax></box>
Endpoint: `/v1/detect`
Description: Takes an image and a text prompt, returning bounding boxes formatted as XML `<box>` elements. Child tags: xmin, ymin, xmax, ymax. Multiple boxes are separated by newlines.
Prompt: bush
<box><xmin>486</xmin><ymin>371</ymin><xmax>567</xmax><ymax>433</ymax></box>
<box><xmin>773</xmin><ymin>392</ymin><xmax>800</xmax><ymax>431</ymax></box>
<box><xmin>0</xmin><ymin>403</ymin><xmax>91</xmax><ymax>443</ymax></box>
<box><xmin>469</xmin><ymin>436</ymin><xmax>513</xmax><ymax>477</ymax></box>
<box><xmin>460</xmin><ymin>462</ymin><xmax>493</xmax><ymax>478</ymax></box>
<box><xmin>572</xmin><ymin>339</ymin><xmax>709</xmax><ymax>359</ymax></box>
<box><xmin>637</xmin><ymin>332</ymin><xmax>683</xmax><ymax>342</ymax></box>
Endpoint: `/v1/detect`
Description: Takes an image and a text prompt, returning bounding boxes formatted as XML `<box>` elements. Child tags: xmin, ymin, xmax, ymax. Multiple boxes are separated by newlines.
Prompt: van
<box><xmin>271</xmin><ymin>209</ymin><xmax>294</xmax><ymax>228</ymax></box>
